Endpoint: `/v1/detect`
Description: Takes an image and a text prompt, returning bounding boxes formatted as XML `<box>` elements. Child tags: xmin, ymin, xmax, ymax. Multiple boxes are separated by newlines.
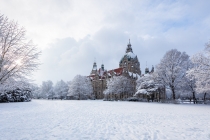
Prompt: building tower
<box><xmin>126</xmin><ymin>39</ymin><xmax>133</xmax><ymax>53</ymax></box>
<box><xmin>90</xmin><ymin>61</ymin><xmax>97</xmax><ymax>75</ymax></box>
<box><xmin>101</xmin><ymin>64</ymin><xmax>104</xmax><ymax>71</ymax></box>
<box><xmin>119</xmin><ymin>39</ymin><xmax>141</xmax><ymax>75</ymax></box>
<box><xmin>151</xmin><ymin>65</ymin><xmax>154</xmax><ymax>73</ymax></box>
<box><xmin>145</xmin><ymin>67</ymin><xmax>149</xmax><ymax>74</ymax></box>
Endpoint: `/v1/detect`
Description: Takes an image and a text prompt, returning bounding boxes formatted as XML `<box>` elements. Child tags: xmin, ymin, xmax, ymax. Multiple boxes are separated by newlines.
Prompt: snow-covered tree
<box><xmin>103</xmin><ymin>76</ymin><xmax>134</xmax><ymax>100</ymax></box>
<box><xmin>67</xmin><ymin>75</ymin><xmax>93</xmax><ymax>100</ymax></box>
<box><xmin>40</xmin><ymin>80</ymin><xmax>53</xmax><ymax>99</ymax></box>
<box><xmin>156</xmin><ymin>49</ymin><xmax>190</xmax><ymax>100</ymax></box>
<box><xmin>54</xmin><ymin>80</ymin><xmax>69</xmax><ymax>99</ymax></box>
<box><xmin>187</xmin><ymin>41</ymin><xmax>210</xmax><ymax>103</ymax></box>
<box><xmin>180</xmin><ymin>61</ymin><xmax>197</xmax><ymax>103</ymax></box>
<box><xmin>0</xmin><ymin>14</ymin><xmax>40</xmax><ymax>85</ymax></box>
<box><xmin>135</xmin><ymin>73</ymin><xmax>164</xmax><ymax>102</ymax></box>
<box><xmin>30</xmin><ymin>84</ymin><xmax>41</xmax><ymax>99</ymax></box>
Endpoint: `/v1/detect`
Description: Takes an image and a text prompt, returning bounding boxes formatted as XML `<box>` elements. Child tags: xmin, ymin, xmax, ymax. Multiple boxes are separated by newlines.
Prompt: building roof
<box><xmin>107</xmin><ymin>68</ymin><xmax>123</xmax><ymax>76</ymax></box>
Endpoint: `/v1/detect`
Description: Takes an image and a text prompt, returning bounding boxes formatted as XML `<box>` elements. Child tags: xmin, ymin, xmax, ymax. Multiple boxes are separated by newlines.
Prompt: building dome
<box><xmin>125</xmin><ymin>52</ymin><xmax>136</xmax><ymax>59</ymax></box>
<box><xmin>120</xmin><ymin>52</ymin><xmax>136</xmax><ymax>63</ymax></box>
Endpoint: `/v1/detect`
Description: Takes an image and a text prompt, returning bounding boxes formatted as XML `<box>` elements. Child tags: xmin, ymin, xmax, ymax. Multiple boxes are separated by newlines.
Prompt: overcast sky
<box><xmin>1</xmin><ymin>0</ymin><xmax>210</xmax><ymax>85</ymax></box>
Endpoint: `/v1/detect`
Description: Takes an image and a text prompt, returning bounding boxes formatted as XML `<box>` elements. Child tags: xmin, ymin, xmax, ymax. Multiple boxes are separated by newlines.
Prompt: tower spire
<box><xmin>92</xmin><ymin>58</ymin><xmax>97</xmax><ymax>70</ymax></box>
<box><xmin>126</xmin><ymin>39</ymin><xmax>133</xmax><ymax>53</ymax></box>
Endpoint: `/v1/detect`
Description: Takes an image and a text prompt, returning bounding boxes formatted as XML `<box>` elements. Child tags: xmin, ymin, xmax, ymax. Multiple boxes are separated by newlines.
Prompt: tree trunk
<box><xmin>204</xmin><ymin>93</ymin><xmax>207</xmax><ymax>104</ymax></box>
<box><xmin>192</xmin><ymin>91</ymin><xmax>196</xmax><ymax>104</ymax></box>
<box><xmin>147</xmin><ymin>95</ymin><xmax>150</xmax><ymax>102</ymax></box>
<box><xmin>151</xmin><ymin>94</ymin><xmax>154</xmax><ymax>102</ymax></box>
<box><xmin>171</xmin><ymin>87</ymin><xmax>176</xmax><ymax>100</ymax></box>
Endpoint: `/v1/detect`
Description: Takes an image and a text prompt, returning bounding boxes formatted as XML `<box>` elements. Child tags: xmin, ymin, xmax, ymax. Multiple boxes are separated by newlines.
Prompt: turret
<box><xmin>126</xmin><ymin>39</ymin><xmax>133</xmax><ymax>53</ymax></box>
<box><xmin>93</xmin><ymin>62</ymin><xmax>97</xmax><ymax>70</ymax></box>
<box><xmin>151</xmin><ymin>65</ymin><xmax>154</xmax><ymax>73</ymax></box>
<box><xmin>101</xmin><ymin>64</ymin><xmax>104</xmax><ymax>71</ymax></box>
<box><xmin>90</xmin><ymin>61</ymin><xmax>98</xmax><ymax>75</ymax></box>
<box><xmin>145</xmin><ymin>67</ymin><xmax>149</xmax><ymax>74</ymax></box>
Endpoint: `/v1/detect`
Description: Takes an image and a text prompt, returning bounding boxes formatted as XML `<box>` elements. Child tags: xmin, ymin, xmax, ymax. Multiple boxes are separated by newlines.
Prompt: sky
<box><xmin>1</xmin><ymin>0</ymin><xmax>210</xmax><ymax>85</ymax></box>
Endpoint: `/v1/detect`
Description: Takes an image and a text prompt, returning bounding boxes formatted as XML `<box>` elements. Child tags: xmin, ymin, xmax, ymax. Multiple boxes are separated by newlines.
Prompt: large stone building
<box><xmin>88</xmin><ymin>40</ymin><xmax>141</xmax><ymax>99</ymax></box>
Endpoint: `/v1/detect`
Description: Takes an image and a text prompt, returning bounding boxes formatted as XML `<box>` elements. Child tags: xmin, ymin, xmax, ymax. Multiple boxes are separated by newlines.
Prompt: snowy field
<box><xmin>0</xmin><ymin>100</ymin><xmax>210</xmax><ymax>140</ymax></box>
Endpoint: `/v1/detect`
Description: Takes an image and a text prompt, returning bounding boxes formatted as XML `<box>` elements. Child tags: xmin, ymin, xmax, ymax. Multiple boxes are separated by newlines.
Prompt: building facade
<box><xmin>88</xmin><ymin>40</ymin><xmax>141</xmax><ymax>99</ymax></box>
<box><xmin>88</xmin><ymin>40</ymin><xmax>166</xmax><ymax>101</ymax></box>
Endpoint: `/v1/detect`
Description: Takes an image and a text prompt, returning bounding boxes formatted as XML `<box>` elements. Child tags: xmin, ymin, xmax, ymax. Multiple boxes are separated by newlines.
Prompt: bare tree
<box><xmin>155</xmin><ymin>49</ymin><xmax>189</xmax><ymax>100</ymax></box>
<box><xmin>0</xmin><ymin>14</ymin><xmax>40</xmax><ymax>84</ymax></box>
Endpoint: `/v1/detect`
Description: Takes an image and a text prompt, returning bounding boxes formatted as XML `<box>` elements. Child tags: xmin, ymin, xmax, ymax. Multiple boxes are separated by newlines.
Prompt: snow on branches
<box><xmin>155</xmin><ymin>49</ymin><xmax>190</xmax><ymax>100</ymax></box>
<box><xmin>40</xmin><ymin>80</ymin><xmax>54</xmax><ymax>99</ymax></box>
<box><xmin>103</xmin><ymin>76</ymin><xmax>134</xmax><ymax>100</ymax></box>
<box><xmin>187</xmin><ymin>41</ymin><xmax>210</xmax><ymax>102</ymax></box>
<box><xmin>0</xmin><ymin>14</ymin><xmax>40</xmax><ymax>102</ymax></box>
<box><xmin>0</xmin><ymin>79</ymin><xmax>33</xmax><ymax>102</ymax></box>
<box><xmin>135</xmin><ymin>73</ymin><xmax>165</xmax><ymax>102</ymax></box>
<box><xmin>0</xmin><ymin>14</ymin><xmax>40</xmax><ymax>84</ymax></box>
<box><xmin>54</xmin><ymin>80</ymin><xmax>69</xmax><ymax>99</ymax></box>
<box><xmin>135</xmin><ymin>74</ymin><xmax>157</xmax><ymax>95</ymax></box>
<box><xmin>67</xmin><ymin>75</ymin><xmax>93</xmax><ymax>100</ymax></box>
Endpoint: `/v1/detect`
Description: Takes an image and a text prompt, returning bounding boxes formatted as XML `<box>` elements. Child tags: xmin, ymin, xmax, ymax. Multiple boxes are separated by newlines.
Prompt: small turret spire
<box><xmin>92</xmin><ymin>60</ymin><xmax>97</xmax><ymax>70</ymax></box>
<box><xmin>126</xmin><ymin>39</ymin><xmax>133</xmax><ymax>53</ymax></box>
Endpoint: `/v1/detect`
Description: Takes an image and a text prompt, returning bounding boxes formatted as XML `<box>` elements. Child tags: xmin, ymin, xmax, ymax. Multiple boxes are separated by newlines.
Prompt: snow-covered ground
<box><xmin>0</xmin><ymin>100</ymin><xmax>210</xmax><ymax>140</ymax></box>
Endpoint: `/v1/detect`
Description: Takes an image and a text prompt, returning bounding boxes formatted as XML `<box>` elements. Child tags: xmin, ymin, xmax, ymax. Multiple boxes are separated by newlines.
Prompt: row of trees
<box><xmin>32</xmin><ymin>80</ymin><xmax>69</xmax><ymax>100</ymax></box>
<box><xmin>0</xmin><ymin>14</ymin><xmax>40</xmax><ymax>102</ymax></box>
<box><xmin>152</xmin><ymin>42</ymin><xmax>210</xmax><ymax>103</ymax></box>
<box><xmin>32</xmin><ymin>75</ymin><xmax>93</xmax><ymax>100</ymax></box>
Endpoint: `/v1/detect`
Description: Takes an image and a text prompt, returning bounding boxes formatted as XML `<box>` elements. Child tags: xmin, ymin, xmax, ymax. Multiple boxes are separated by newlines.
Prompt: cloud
<box><xmin>1</xmin><ymin>0</ymin><xmax>210</xmax><ymax>84</ymax></box>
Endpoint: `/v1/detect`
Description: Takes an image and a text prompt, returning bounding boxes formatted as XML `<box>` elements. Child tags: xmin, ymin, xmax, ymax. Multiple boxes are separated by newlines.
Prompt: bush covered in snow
<box><xmin>0</xmin><ymin>80</ymin><xmax>32</xmax><ymax>102</ymax></box>
<box><xmin>0</xmin><ymin>88</ymin><xmax>31</xmax><ymax>102</ymax></box>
